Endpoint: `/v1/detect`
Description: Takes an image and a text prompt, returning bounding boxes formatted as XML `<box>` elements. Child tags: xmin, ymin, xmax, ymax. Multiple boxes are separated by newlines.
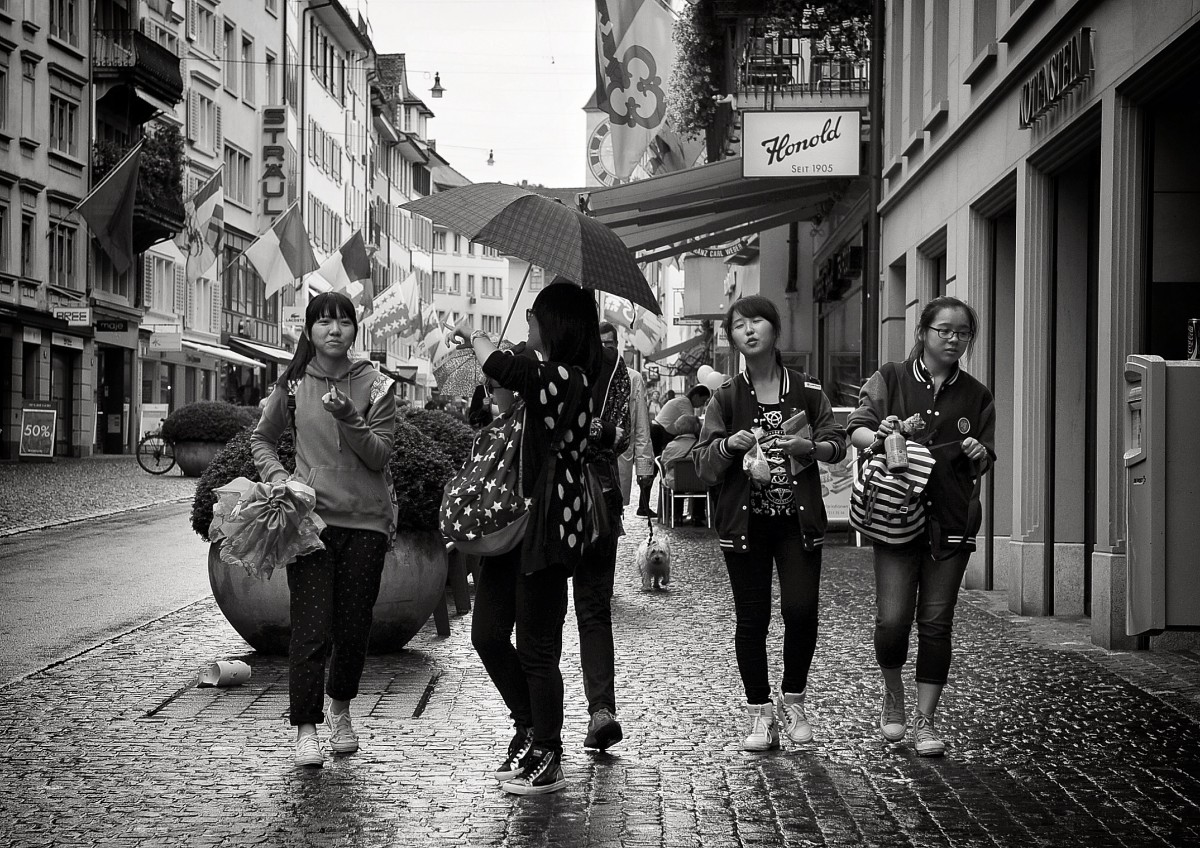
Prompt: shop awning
<box><xmin>645</xmin><ymin>334</ymin><xmax>706</xmax><ymax>363</ymax></box>
<box><xmin>227</xmin><ymin>337</ymin><xmax>293</xmax><ymax>365</ymax></box>
<box><xmin>581</xmin><ymin>157</ymin><xmax>847</xmax><ymax>262</ymax></box>
<box><xmin>182</xmin><ymin>340</ymin><xmax>265</xmax><ymax>370</ymax></box>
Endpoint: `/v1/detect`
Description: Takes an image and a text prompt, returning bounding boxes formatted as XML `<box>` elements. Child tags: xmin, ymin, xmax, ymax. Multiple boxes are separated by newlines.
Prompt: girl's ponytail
<box><xmin>276</xmin><ymin>332</ymin><xmax>314</xmax><ymax>389</ymax></box>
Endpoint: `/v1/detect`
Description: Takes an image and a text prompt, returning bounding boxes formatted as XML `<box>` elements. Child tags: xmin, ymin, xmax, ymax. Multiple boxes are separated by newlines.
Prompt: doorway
<box><xmin>49</xmin><ymin>348</ymin><xmax>75</xmax><ymax>457</ymax></box>
<box><xmin>96</xmin><ymin>346</ymin><xmax>128</xmax><ymax>454</ymax></box>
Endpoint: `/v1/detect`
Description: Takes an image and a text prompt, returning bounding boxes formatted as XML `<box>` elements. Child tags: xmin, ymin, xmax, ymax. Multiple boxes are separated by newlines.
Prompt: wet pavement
<box><xmin>1</xmin><ymin>459</ymin><xmax>1200</xmax><ymax>846</ymax></box>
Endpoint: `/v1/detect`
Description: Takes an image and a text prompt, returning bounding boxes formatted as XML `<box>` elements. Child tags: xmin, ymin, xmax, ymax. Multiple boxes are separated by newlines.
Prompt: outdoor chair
<box><xmin>656</xmin><ymin>456</ymin><xmax>713</xmax><ymax>529</ymax></box>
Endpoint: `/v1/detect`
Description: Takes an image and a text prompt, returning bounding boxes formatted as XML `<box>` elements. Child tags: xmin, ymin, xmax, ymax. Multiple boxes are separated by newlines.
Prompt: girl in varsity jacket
<box><xmin>694</xmin><ymin>296</ymin><xmax>846</xmax><ymax>753</ymax></box>
<box><xmin>846</xmin><ymin>296</ymin><xmax>996</xmax><ymax>758</ymax></box>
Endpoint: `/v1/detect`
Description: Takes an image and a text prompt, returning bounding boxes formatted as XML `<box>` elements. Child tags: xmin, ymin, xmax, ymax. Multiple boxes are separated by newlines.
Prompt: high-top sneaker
<box><xmin>325</xmin><ymin>707</ymin><xmax>359</xmax><ymax>754</ymax></box>
<box><xmin>912</xmin><ymin>710</ymin><xmax>946</xmax><ymax>757</ymax></box>
<box><xmin>501</xmin><ymin>746</ymin><xmax>567</xmax><ymax>796</ymax></box>
<box><xmin>742</xmin><ymin>702</ymin><xmax>780</xmax><ymax>751</ymax></box>
<box><xmin>880</xmin><ymin>686</ymin><xmax>907</xmax><ymax>743</ymax></box>
<box><xmin>493</xmin><ymin>727</ymin><xmax>533</xmax><ymax>782</ymax></box>
<box><xmin>778</xmin><ymin>690</ymin><xmax>814</xmax><ymax>744</ymax></box>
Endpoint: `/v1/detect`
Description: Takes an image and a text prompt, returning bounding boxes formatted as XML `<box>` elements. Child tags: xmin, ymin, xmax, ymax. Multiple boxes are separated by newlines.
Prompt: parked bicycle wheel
<box><xmin>137</xmin><ymin>433</ymin><xmax>176</xmax><ymax>475</ymax></box>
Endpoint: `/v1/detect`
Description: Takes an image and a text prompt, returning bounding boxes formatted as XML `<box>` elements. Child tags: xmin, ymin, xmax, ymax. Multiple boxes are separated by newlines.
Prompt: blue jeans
<box><xmin>873</xmin><ymin>541</ymin><xmax>970</xmax><ymax>685</ymax></box>
<box><xmin>722</xmin><ymin>515</ymin><xmax>823</xmax><ymax>704</ymax></box>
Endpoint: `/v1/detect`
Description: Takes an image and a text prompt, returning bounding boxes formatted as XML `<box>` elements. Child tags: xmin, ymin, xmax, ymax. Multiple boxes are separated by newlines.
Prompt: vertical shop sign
<box><xmin>261</xmin><ymin>107</ymin><xmax>288</xmax><ymax>219</ymax></box>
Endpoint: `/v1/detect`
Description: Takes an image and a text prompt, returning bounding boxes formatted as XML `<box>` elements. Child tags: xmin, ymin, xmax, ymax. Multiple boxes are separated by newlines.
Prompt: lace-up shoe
<box><xmin>294</xmin><ymin>733</ymin><xmax>324</xmax><ymax>768</ymax></box>
<box><xmin>742</xmin><ymin>702</ymin><xmax>780</xmax><ymax>751</ymax></box>
<box><xmin>494</xmin><ymin>727</ymin><xmax>533</xmax><ymax>782</ymax></box>
<box><xmin>778</xmin><ymin>690</ymin><xmax>813</xmax><ymax>744</ymax></box>
<box><xmin>326</xmin><ymin>708</ymin><xmax>359</xmax><ymax>754</ymax></box>
<box><xmin>913</xmin><ymin>711</ymin><xmax>946</xmax><ymax>757</ymax></box>
<box><xmin>584</xmin><ymin>708</ymin><xmax>623</xmax><ymax>750</ymax></box>
<box><xmin>501</xmin><ymin>746</ymin><xmax>567</xmax><ymax>795</ymax></box>
<box><xmin>880</xmin><ymin>687</ymin><xmax>906</xmax><ymax>743</ymax></box>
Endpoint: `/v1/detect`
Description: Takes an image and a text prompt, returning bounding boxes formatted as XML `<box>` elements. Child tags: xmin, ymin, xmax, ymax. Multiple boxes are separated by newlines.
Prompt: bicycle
<box><xmin>136</xmin><ymin>428</ymin><xmax>176</xmax><ymax>475</ymax></box>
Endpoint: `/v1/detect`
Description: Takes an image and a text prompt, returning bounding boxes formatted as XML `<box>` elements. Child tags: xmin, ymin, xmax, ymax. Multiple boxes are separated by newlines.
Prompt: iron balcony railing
<box><xmin>92</xmin><ymin>29</ymin><xmax>184</xmax><ymax>103</ymax></box>
<box><xmin>739</xmin><ymin>33</ymin><xmax>869</xmax><ymax>96</ymax></box>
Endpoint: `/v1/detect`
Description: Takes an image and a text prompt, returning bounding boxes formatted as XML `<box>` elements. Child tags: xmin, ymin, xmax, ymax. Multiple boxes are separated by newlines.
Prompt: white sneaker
<box><xmin>778</xmin><ymin>690</ymin><xmax>813</xmax><ymax>744</ymax></box>
<box><xmin>294</xmin><ymin>733</ymin><xmax>324</xmax><ymax>768</ymax></box>
<box><xmin>742</xmin><ymin>702</ymin><xmax>780</xmax><ymax>751</ymax></box>
<box><xmin>913</xmin><ymin>711</ymin><xmax>946</xmax><ymax>757</ymax></box>
<box><xmin>326</xmin><ymin>708</ymin><xmax>359</xmax><ymax>754</ymax></box>
<box><xmin>880</xmin><ymin>686</ymin><xmax>906</xmax><ymax>743</ymax></box>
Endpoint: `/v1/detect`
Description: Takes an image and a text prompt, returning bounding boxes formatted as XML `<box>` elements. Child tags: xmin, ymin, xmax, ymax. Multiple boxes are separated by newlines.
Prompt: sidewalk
<box><xmin>2</xmin><ymin>494</ymin><xmax>1200</xmax><ymax>847</ymax></box>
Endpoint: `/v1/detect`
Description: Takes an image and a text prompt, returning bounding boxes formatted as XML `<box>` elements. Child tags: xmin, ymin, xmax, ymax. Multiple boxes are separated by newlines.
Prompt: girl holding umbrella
<box><xmin>452</xmin><ymin>280</ymin><xmax>602</xmax><ymax>796</ymax></box>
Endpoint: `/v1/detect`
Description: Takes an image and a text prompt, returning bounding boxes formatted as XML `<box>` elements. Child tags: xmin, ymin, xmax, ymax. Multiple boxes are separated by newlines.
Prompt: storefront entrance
<box><xmin>96</xmin><ymin>346</ymin><xmax>129</xmax><ymax>454</ymax></box>
<box><xmin>49</xmin><ymin>347</ymin><xmax>75</xmax><ymax>458</ymax></box>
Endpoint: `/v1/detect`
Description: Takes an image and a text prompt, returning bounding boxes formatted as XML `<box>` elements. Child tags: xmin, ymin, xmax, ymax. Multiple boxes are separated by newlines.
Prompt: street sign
<box><xmin>52</xmin><ymin>307</ymin><xmax>92</xmax><ymax>326</ymax></box>
<box><xmin>95</xmin><ymin>319</ymin><xmax>128</xmax><ymax>333</ymax></box>
<box><xmin>18</xmin><ymin>401</ymin><xmax>56</xmax><ymax>462</ymax></box>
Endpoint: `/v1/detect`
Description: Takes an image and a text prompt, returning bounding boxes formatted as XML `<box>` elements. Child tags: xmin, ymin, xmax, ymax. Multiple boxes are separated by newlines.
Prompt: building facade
<box><xmin>878</xmin><ymin>0</ymin><xmax>1200</xmax><ymax>647</ymax></box>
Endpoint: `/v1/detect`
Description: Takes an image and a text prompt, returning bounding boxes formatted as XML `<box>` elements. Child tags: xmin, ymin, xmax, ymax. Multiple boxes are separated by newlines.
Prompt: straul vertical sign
<box><xmin>742</xmin><ymin>111</ymin><xmax>861</xmax><ymax>178</ymax></box>
<box><xmin>260</xmin><ymin>106</ymin><xmax>289</xmax><ymax>220</ymax></box>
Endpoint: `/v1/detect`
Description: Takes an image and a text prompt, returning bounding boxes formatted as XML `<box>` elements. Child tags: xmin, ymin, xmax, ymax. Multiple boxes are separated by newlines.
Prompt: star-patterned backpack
<box><xmin>440</xmin><ymin>398</ymin><xmax>531</xmax><ymax>556</ymax></box>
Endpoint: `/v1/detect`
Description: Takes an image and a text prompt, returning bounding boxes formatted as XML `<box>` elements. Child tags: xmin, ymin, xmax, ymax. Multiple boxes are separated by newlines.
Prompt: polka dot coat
<box><xmin>482</xmin><ymin>350</ymin><xmax>592</xmax><ymax>575</ymax></box>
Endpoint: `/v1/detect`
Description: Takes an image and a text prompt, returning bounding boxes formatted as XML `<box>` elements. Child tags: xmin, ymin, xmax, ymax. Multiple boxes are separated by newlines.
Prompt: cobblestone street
<box><xmin>2</xmin><ymin>464</ymin><xmax>1199</xmax><ymax>847</ymax></box>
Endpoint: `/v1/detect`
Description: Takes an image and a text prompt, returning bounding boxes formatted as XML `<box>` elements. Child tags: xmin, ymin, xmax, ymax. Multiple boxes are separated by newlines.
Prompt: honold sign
<box><xmin>742</xmin><ymin>111</ymin><xmax>861</xmax><ymax>178</ymax></box>
<box><xmin>1019</xmin><ymin>28</ymin><xmax>1094</xmax><ymax>129</ymax></box>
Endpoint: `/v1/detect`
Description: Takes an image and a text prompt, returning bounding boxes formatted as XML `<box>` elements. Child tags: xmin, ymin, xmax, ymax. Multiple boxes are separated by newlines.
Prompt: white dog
<box><xmin>636</xmin><ymin>535</ymin><xmax>672</xmax><ymax>591</ymax></box>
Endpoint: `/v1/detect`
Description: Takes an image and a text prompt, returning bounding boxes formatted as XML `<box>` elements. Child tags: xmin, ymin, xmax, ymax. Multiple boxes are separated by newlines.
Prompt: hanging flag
<box><xmin>602</xmin><ymin>294</ymin><xmax>637</xmax><ymax>330</ymax></box>
<box><xmin>175</xmin><ymin>168</ymin><xmax>224</xmax><ymax>284</ymax></box>
<box><xmin>244</xmin><ymin>203</ymin><xmax>318</xmax><ymax>299</ymax></box>
<box><xmin>315</xmin><ymin>230</ymin><xmax>371</xmax><ymax>293</ymax></box>
<box><xmin>77</xmin><ymin>141</ymin><xmax>143</xmax><ymax>274</ymax></box>
<box><xmin>630</xmin><ymin>308</ymin><xmax>668</xmax><ymax>356</ymax></box>
<box><xmin>361</xmin><ymin>271</ymin><xmax>419</xmax><ymax>341</ymax></box>
<box><xmin>595</xmin><ymin>0</ymin><xmax>676</xmax><ymax>179</ymax></box>
<box><xmin>420</xmin><ymin>303</ymin><xmax>445</xmax><ymax>357</ymax></box>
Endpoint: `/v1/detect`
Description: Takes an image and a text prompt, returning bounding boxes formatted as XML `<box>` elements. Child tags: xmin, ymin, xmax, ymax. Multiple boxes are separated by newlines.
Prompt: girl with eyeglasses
<box><xmin>846</xmin><ymin>296</ymin><xmax>996</xmax><ymax>757</ymax></box>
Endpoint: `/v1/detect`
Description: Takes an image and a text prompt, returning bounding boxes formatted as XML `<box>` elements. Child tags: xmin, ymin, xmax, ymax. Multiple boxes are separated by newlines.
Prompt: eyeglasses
<box><xmin>931</xmin><ymin>327</ymin><xmax>974</xmax><ymax>342</ymax></box>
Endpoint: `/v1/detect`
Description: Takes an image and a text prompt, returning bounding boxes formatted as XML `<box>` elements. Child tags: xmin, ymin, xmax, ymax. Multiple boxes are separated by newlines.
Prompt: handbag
<box><xmin>440</xmin><ymin>400</ymin><xmax>529</xmax><ymax>556</ymax></box>
<box><xmin>848</xmin><ymin>441</ymin><xmax>936</xmax><ymax>546</ymax></box>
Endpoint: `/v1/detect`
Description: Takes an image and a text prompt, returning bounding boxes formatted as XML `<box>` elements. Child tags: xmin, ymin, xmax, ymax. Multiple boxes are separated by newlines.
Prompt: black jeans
<box><xmin>572</xmin><ymin>531</ymin><xmax>618</xmax><ymax>715</ymax></box>
<box><xmin>471</xmin><ymin>546</ymin><xmax>570</xmax><ymax>755</ymax></box>
<box><xmin>721</xmin><ymin>515</ymin><xmax>823</xmax><ymax>704</ymax></box>
<box><xmin>286</xmin><ymin>526</ymin><xmax>388</xmax><ymax>726</ymax></box>
<box><xmin>873</xmin><ymin>541</ymin><xmax>970</xmax><ymax>685</ymax></box>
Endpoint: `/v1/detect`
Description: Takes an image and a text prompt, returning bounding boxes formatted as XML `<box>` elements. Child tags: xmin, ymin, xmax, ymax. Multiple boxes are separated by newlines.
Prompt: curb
<box><xmin>0</xmin><ymin>497</ymin><xmax>192</xmax><ymax>539</ymax></box>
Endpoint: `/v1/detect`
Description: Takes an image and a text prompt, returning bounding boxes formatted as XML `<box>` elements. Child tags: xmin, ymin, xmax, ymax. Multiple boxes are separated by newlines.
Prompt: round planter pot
<box><xmin>208</xmin><ymin>530</ymin><xmax>449</xmax><ymax>655</ymax></box>
<box><xmin>175</xmin><ymin>440</ymin><xmax>227</xmax><ymax>477</ymax></box>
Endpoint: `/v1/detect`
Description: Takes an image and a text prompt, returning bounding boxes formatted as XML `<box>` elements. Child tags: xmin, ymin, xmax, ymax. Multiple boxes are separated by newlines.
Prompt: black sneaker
<box><xmin>583</xmin><ymin>708</ymin><xmax>623</xmax><ymax>750</ymax></box>
<box><xmin>501</xmin><ymin>746</ymin><xmax>567</xmax><ymax>796</ymax></box>
<box><xmin>493</xmin><ymin>727</ymin><xmax>533</xmax><ymax>782</ymax></box>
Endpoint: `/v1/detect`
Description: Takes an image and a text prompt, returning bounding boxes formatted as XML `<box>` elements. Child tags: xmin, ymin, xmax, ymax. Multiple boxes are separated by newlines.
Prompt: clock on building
<box><xmin>587</xmin><ymin>119</ymin><xmax>620</xmax><ymax>187</ymax></box>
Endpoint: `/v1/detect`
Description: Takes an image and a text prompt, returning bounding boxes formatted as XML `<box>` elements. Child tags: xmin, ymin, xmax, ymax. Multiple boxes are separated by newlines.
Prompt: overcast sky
<box><xmin>366</xmin><ymin>0</ymin><xmax>597</xmax><ymax>188</ymax></box>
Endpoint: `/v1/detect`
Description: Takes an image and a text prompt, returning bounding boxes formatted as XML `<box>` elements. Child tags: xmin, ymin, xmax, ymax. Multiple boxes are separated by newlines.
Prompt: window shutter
<box><xmin>214</xmin><ymin>104</ymin><xmax>222</xmax><ymax>152</ymax></box>
<box><xmin>187</xmin><ymin>90</ymin><xmax>198</xmax><ymax>143</ymax></box>
<box><xmin>142</xmin><ymin>254</ymin><xmax>154</xmax><ymax>311</ymax></box>
<box><xmin>174</xmin><ymin>263</ymin><xmax>186</xmax><ymax>315</ymax></box>
<box><xmin>211</xmin><ymin>269</ymin><xmax>222</xmax><ymax>333</ymax></box>
<box><xmin>186</xmin><ymin>273</ymin><xmax>195</xmax><ymax>329</ymax></box>
<box><xmin>215</xmin><ymin>16</ymin><xmax>224</xmax><ymax>59</ymax></box>
<box><xmin>186</xmin><ymin>0</ymin><xmax>196</xmax><ymax>41</ymax></box>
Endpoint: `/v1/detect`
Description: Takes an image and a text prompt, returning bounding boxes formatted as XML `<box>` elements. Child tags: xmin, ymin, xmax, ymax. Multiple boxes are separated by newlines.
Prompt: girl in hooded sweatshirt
<box><xmin>251</xmin><ymin>291</ymin><xmax>397</xmax><ymax>769</ymax></box>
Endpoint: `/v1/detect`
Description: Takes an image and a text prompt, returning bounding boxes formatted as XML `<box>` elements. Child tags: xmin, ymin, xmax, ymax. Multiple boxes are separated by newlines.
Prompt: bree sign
<box><xmin>52</xmin><ymin>307</ymin><xmax>92</xmax><ymax>326</ymax></box>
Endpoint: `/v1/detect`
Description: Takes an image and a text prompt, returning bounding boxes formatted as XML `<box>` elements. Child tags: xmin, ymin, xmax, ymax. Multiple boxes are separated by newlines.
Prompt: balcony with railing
<box><xmin>91</xmin><ymin>125</ymin><xmax>186</xmax><ymax>256</ymax></box>
<box><xmin>737</xmin><ymin>30</ymin><xmax>869</xmax><ymax>110</ymax></box>
<box><xmin>92</xmin><ymin>29</ymin><xmax>184</xmax><ymax>122</ymax></box>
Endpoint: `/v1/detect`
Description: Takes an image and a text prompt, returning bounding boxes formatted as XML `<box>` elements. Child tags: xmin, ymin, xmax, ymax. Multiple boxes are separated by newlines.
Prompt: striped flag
<box><xmin>175</xmin><ymin>168</ymin><xmax>224</xmax><ymax>284</ymax></box>
<box><xmin>315</xmin><ymin>230</ymin><xmax>371</xmax><ymax>292</ymax></box>
<box><xmin>77</xmin><ymin>141</ymin><xmax>143</xmax><ymax>274</ymax></box>
<box><xmin>245</xmin><ymin>203</ymin><xmax>318</xmax><ymax>299</ymax></box>
<box><xmin>629</xmin><ymin>307</ymin><xmax>667</xmax><ymax>356</ymax></box>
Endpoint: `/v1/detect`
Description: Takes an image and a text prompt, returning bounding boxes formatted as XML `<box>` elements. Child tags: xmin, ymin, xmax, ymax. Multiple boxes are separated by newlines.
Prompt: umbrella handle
<box><xmin>499</xmin><ymin>263</ymin><xmax>533</xmax><ymax>343</ymax></box>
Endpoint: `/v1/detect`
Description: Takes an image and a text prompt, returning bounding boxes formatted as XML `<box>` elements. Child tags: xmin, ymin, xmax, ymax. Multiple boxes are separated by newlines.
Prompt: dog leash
<box><xmin>646</xmin><ymin>516</ymin><xmax>655</xmax><ymax>544</ymax></box>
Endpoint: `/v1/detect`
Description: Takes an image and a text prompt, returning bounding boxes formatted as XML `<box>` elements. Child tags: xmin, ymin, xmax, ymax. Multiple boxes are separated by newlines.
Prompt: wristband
<box><xmin>470</xmin><ymin>329</ymin><xmax>490</xmax><ymax>344</ymax></box>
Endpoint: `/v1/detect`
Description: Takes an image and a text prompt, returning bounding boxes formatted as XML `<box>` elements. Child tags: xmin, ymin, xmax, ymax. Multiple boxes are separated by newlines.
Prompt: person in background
<box><xmin>574</xmin><ymin>320</ymin><xmax>631</xmax><ymax>752</ymax></box>
<box><xmin>645</xmin><ymin>384</ymin><xmax>711</xmax><ymax>517</ymax></box>
<box><xmin>660</xmin><ymin>413</ymin><xmax>704</xmax><ymax>524</ymax></box>
<box><xmin>846</xmin><ymin>296</ymin><xmax>995</xmax><ymax>758</ymax></box>
<box><xmin>251</xmin><ymin>292</ymin><xmax>398</xmax><ymax>769</ymax></box>
<box><xmin>694</xmin><ymin>295</ymin><xmax>846</xmax><ymax>752</ymax></box>
<box><xmin>453</xmin><ymin>281</ymin><xmax>601</xmax><ymax>796</ymax></box>
<box><xmin>603</xmin><ymin>323</ymin><xmax>656</xmax><ymax>520</ymax></box>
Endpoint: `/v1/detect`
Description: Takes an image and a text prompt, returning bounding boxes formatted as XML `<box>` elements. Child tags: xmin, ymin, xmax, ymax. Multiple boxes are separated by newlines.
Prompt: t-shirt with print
<box><xmin>750</xmin><ymin>401</ymin><xmax>796</xmax><ymax>517</ymax></box>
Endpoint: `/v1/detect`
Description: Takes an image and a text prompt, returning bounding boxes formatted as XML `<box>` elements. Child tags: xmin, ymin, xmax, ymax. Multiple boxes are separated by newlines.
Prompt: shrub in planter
<box><xmin>402</xmin><ymin>408</ymin><xmax>473</xmax><ymax>471</ymax></box>
<box><xmin>162</xmin><ymin>401</ymin><xmax>260</xmax><ymax>444</ymax></box>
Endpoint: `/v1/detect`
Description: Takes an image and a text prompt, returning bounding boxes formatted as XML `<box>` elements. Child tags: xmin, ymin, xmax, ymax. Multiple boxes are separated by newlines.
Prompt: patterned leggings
<box><xmin>286</xmin><ymin>526</ymin><xmax>387</xmax><ymax>726</ymax></box>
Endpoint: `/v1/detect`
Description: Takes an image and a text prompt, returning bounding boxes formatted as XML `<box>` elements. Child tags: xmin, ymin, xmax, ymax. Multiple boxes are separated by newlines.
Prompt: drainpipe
<box><xmin>863</xmin><ymin>0</ymin><xmax>885</xmax><ymax>376</ymax></box>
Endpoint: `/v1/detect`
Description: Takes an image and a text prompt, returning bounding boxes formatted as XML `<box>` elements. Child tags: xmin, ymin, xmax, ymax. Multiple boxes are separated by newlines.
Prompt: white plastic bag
<box><xmin>742</xmin><ymin>437</ymin><xmax>771</xmax><ymax>485</ymax></box>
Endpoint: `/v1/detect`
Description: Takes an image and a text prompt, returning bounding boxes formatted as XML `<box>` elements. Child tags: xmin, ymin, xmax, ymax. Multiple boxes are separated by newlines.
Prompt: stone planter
<box><xmin>207</xmin><ymin>530</ymin><xmax>449</xmax><ymax>655</ymax></box>
<box><xmin>174</xmin><ymin>440</ymin><xmax>227</xmax><ymax>477</ymax></box>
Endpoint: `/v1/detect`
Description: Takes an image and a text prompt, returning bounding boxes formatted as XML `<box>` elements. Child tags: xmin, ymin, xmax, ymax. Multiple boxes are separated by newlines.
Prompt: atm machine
<box><xmin>1124</xmin><ymin>355</ymin><xmax>1200</xmax><ymax>635</ymax></box>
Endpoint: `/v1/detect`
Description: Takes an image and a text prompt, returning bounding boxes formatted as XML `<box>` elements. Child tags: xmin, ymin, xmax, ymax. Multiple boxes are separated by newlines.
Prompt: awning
<box><xmin>582</xmin><ymin>157</ymin><xmax>847</xmax><ymax>262</ymax></box>
<box><xmin>645</xmin><ymin>334</ymin><xmax>706</xmax><ymax>363</ymax></box>
<box><xmin>228</xmin><ymin>337</ymin><xmax>294</xmax><ymax>366</ymax></box>
<box><xmin>182</xmin><ymin>340</ymin><xmax>265</xmax><ymax>370</ymax></box>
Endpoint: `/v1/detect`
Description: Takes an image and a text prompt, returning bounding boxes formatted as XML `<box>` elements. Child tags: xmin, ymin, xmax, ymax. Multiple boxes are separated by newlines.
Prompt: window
<box><xmin>467</xmin><ymin>274</ymin><xmax>475</xmax><ymax>296</ymax></box>
<box><xmin>144</xmin><ymin>19</ymin><xmax>179</xmax><ymax>53</ymax></box>
<box><xmin>20</xmin><ymin>212</ymin><xmax>34</xmax><ymax>278</ymax></box>
<box><xmin>284</xmin><ymin>41</ymin><xmax>298</xmax><ymax>108</ymax></box>
<box><xmin>451</xmin><ymin>273</ymin><xmax>461</xmax><ymax>294</ymax></box>
<box><xmin>973</xmin><ymin>0</ymin><xmax>997</xmax><ymax>57</ymax></box>
<box><xmin>49</xmin><ymin>77</ymin><xmax>82</xmax><ymax>157</ymax></box>
<box><xmin>433</xmin><ymin>231</ymin><xmax>446</xmax><ymax>252</ymax></box>
<box><xmin>223</xmin><ymin>234</ymin><xmax>277</xmax><ymax>321</ymax></box>
<box><xmin>265</xmin><ymin>0</ymin><xmax>277</xmax><ymax>15</ymax></box>
<box><xmin>241</xmin><ymin>36</ymin><xmax>254</xmax><ymax>103</ymax></box>
<box><xmin>188</xmin><ymin>89</ymin><xmax>221</xmax><ymax>151</ymax></box>
<box><xmin>222</xmin><ymin>20</ymin><xmax>237</xmax><ymax>92</ymax></box>
<box><xmin>452</xmin><ymin>234</ymin><xmax>461</xmax><ymax>254</ymax></box>
<box><xmin>223</xmin><ymin>146</ymin><xmax>251</xmax><ymax>207</ymax></box>
<box><xmin>193</xmin><ymin>3</ymin><xmax>217</xmax><ymax>56</ymax></box>
<box><xmin>0</xmin><ymin>54</ymin><xmax>10</xmax><ymax>134</ymax></box>
<box><xmin>308</xmin><ymin>20</ymin><xmax>346</xmax><ymax>105</ymax></box>
<box><xmin>908</xmin><ymin>0</ymin><xmax>925</xmax><ymax>137</ymax></box>
<box><xmin>48</xmin><ymin>222</ymin><xmax>76</xmax><ymax>288</ymax></box>
<box><xmin>49</xmin><ymin>0</ymin><xmax>79</xmax><ymax>47</ymax></box>
<box><xmin>21</xmin><ymin>58</ymin><xmax>35</xmax><ymax>142</ymax></box>
<box><xmin>529</xmin><ymin>266</ymin><xmax>545</xmax><ymax>291</ymax></box>
<box><xmin>264</xmin><ymin>51</ymin><xmax>277</xmax><ymax>104</ymax></box>
<box><xmin>0</xmin><ymin>189</ymin><xmax>9</xmax><ymax>273</ymax></box>
<box><xmin>149</xmin><ymin>254</ymin><xmax>175</xmax><ymax>313</ymax></box>
<box><xmin>433</xmin><ymin>271</ymin><xmax>446</xmax><ymax>292</ymax></box>
<box><xmin>467</xmin><ymin>240</ymin><xmax>475</xmax><ymax>256</ymax></box>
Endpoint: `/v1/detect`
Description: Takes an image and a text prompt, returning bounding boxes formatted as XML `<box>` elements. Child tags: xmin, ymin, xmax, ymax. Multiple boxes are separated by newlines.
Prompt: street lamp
<box><xmin>430</xmin><ymin>72</ymin><xmax>445</xmax><ymax>98</ymax></box>
<box><xmin>486</xmin><ymin>149</ymin><xmax>495</xmax><ymax>166</ymax></box>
